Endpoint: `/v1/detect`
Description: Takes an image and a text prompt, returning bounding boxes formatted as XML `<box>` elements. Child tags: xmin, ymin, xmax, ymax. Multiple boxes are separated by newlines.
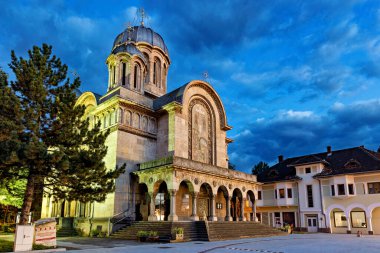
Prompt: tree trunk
<box><xmin>20</xmin><ymin>175</ymin><xmax>35</xmax><ymax>225</ymax></box>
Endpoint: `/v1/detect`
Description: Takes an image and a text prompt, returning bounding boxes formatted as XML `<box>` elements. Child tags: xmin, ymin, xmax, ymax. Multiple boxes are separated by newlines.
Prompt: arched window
<box><xmin>121</xmin><ymin>62</ymin><xmax>127</xmax><ymax>86</ymax></box>
<box><xmin>162</xmin><ymin>64</ymin><xmax>167</xmax><ymax>89</ymax></box>
<box><xmin>153</xmin><ymin>57</ymin><xmax>161</xmax><ymax>87</ymax></box>
<box><xmin>112</xmin><ymin>65</ymin><xmax>116</xmax><ymax>86</ymax></box>
<box><xmin>143</xmin><ymin>53</ymin><xmax>150</xmax><ymax>84</ymax></box>
<box><xmin>133</xmin><ymin>63</ymin><xmax>140</xmax><ymax>90</ymax></box>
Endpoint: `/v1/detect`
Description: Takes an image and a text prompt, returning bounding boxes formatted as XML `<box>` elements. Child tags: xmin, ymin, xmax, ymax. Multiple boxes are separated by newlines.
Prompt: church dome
<box><xmin>112</xmin><ymin>25</ymin><xmax>169</xmax><ymax>55</ymax></box>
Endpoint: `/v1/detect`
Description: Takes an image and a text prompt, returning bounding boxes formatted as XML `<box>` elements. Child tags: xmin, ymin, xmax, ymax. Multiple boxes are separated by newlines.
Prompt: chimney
<box><xmin>278</xmin><ymin>155</ymin><xmax>284</xmax><ymax>163</ymax></box>
<box><xmin>327</xmin><ymin>146</ymin><xmax>332</xmax><ymax>154</ymax></box>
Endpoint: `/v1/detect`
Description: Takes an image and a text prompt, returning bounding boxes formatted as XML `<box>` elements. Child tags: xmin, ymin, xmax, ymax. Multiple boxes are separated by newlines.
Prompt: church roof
<box><xmin>153</xmin><ymin>83</ymin><xmax>188</xmax><ymax>110</ymax></box>
<box><xmin>112</xmin><ymin>25</ymin><xmax>169</xmax><ymax>55</ymax></box>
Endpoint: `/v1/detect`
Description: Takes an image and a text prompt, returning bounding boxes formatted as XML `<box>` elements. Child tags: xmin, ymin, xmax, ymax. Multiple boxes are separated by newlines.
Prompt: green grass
<box><xmin>0</xmin><ymin>239</ymin><xmax>13</xmax><ymax>252</ymax></box>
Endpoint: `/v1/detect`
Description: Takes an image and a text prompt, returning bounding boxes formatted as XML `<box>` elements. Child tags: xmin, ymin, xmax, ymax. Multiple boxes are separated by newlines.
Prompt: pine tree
<box><xmin>252</xmin><ymin>161</ymin><xmax>269</xmax><ymax>175</ymax></box>
<box><xmin>0</xmin><ymin>44</ymin><xmax>125</xmax><ymax>225</ymax></box>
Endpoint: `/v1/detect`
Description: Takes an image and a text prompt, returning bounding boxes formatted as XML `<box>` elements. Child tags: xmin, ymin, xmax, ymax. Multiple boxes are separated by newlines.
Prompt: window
<box><xmin>305</xmin><ymin>167</ymin><xmax>311</xmax><ymax>174</ymax></box>
<box><xmin>331</xmin><ymin>185</ymin><xmax>335</xmax><ymax>196</ymax></box>
<box><xmin>258</xmin><ymin>191</ymin><xmax>262</xmax><ymax>200</ymax></box>
<box><xmin>153</xmin><ymin>58</ymin><xmax>161</xmax><ymax>87</ymax></box>
<box><xmin>274</xmin><ymin>189</ymin><xmax>277</xmax><ymax>199</ymax></box>
<box><xmin>348</xmin><ymin>184</ymin><xmax>354</xmax><ymax>195</ymax></box>
<box><xmin>368</xmin><ymin>182</ymin><xmax>380</xmax><ymax>194</ymax></box>
<box><xmin>133</xmin><ymin>64</ymin><xmax>140</xmax><ymax>90</ymax></box>
<box><xmin>333</xmin><ymin>211</ymin><xmax>347</xmax><ymax>227</ymax></box>
<box><xmin>122</xmin><ymin>62</ymin><xmax>127</xmax><ymax>86</ymax></box>
<box><xmin>181</xmin><ymin>194</ymin><xmax>189</xmax><ymax>210</ymax></box>
<box><xmin>351</xmin><ymin>211</ymin><xmax>367</xmax><ymax>228</ymax></box>
<box><xmin>113</xmin><ymin>65</ymin><xmax>116</xmax><ymax>85</ymax></box>
<box><xmin>287</xmin><ymin>188</ymin><xmax>293</xmax><ymax>198</ymax></box>
<box><xmin>337</xmin><ymin>184</ymin><xmax>345</xmax><ymax>195</ymax></box>
<box><xmin>279</xmin><ymin>189</ymin><xmax>285</xmax><ymax>199</ymax></box>
<box><xmin>307</xmin><ymin>185</ymin><xmax>314</xmax><ymax>207</ymax></box>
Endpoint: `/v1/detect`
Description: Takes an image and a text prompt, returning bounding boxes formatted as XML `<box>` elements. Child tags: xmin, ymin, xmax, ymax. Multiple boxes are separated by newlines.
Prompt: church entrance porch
<box><xmin>134</xmin><ymin>156</ymin><xmax>259</xmax><ymax>223</ymax></box>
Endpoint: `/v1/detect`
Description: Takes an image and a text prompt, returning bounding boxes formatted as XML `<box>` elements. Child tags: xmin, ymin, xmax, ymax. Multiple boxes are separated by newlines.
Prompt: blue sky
<box><xmin>2</xmin><ymin>0</ymin><xmax>380</xmax><ymax>173</ymax></box>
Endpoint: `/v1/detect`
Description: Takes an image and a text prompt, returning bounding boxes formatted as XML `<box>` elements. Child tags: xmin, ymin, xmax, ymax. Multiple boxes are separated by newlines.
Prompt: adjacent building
<box><xmin>256</xmin><ymin>146</ymin><xmax>380</xmax><ymax>235</ymax></box>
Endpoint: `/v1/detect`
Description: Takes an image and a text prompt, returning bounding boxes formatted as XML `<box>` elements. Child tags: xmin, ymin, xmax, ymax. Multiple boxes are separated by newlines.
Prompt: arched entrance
<box><xmin>216</xmin><ymin>186</ymin><xmax>228</xmax><ymax>221</ymax></box>
<box><xmin>232</xmin><ymin>188</ymin><xmax>243</xmax><ymax>221</ymax></box>
<box><xmin>154</xmin><ymin>181</ymin><xmax>170</xmax><ymax>221</ymax></box>
<box><xmin>246</xmin><ymin>190</ymin><xmax>255</xmax><ymax>221</ymax></box>
<box><xmin>177</xmin><ymin>180</ymin><xmax>194</xmax><ymax>220</ymax></box>
<box><xmin>136</xmin><ymin>183</ymin><xmax>149</xmax><ymax>221</ymax></box>
<box><xmin>372</xmin><ymin>207</ymin><xmax>380</xmax><ymax>234</ymax></box>
<box><xmin>350</xmin><ymin>207</ymin><xmax>367</xmax><ymax>234</ymax></box>
<box><xmin>198</xmin><ymin>183</ymin><xmax>213</xmax><ymax>220</ymax></box>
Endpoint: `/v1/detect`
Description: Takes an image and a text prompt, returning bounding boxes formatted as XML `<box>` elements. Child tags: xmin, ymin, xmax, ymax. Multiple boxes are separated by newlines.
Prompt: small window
<box><xmin>331</xmin><ymin>185</ymin><xmax>335</xmax><ymax>196</ymax></box>
<box><xmin>348</xmin><ymin>184</ymin><xmax>354</xmax><ymax>195</ymax></box>
<box><xmin>287</xmin><ymin>188</ymin><xmax>292</xmax><ymax>198</ymax></box>
<box><xmin>305</xmin><ymin>167</ymin><xmax>311</xmax><ymax>174</ymax></box>
<box><xmin>368</xmin><ymin>182</ymin><xmax>380</xmax><ymax>194</ymax></box>
<box><xmin>274</xmin><ymin>189</ymin><xmax>277</xmax><ymax>199</ymax></box>
<box><xmin>337</xmin><ymin>184</ymin><xmax>345</xmax><ymax>195</ymax></box>
<box><xmin>258</xmin><ymin>191</ymin><xmax>262</xmax><ymax>200</ymax></box>
<box><xmin>279</xmin><ymin>189</ymin><xmax>285</xmax><ymax>199</ymax></box>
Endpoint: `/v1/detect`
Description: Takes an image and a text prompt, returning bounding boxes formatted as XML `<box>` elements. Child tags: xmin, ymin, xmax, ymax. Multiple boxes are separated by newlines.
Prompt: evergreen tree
<box><xmin>0</xmin><ymin>44</ymin><xmax>125</xmax><ymax>225</ymax></box>
<box><xmin>252</xmin><ymin>161</ymin><xmax>269</xmax><ymax>175</ymax></box>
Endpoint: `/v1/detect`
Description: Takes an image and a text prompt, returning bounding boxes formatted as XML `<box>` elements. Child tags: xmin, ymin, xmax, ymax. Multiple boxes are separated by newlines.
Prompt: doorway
<box><xmin>307</xmin><ymin>217</ymin><xmax>318</xmax><ymax>232</ymax></box>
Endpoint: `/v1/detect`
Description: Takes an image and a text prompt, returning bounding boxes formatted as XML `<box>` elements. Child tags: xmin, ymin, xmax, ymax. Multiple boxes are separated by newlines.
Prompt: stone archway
<box><xmin>232</xmin><ymin>188</ymin><xmax>243</xmax><ymax>221</ymax></box>
<box><xmin>154</xmin><ymin>181</ymin><xmax>170</xmax><ymax>221</ymax></box>
<box><xmin>198</xmin><ymin>183</ymin><xmax>213</xmax><ymax>220</ymax></box>
<box><xmin>216</xmin><ymin>185</ymin><xmax>229</xmax><ymax>221</ymax></box>
<box><xmin>246</xmin><ymin>190</ymin><xmax>255</xmax><ymax>221</ymax></box>
<box><xmin>177</xmin><ymin>180</ymin><xmax>194</xmax><ymax>220</ymax></box>
<box><xmin>136</xmin><ymin>183</ymin><xmax>149</xmax><ymax>221</ymax></box>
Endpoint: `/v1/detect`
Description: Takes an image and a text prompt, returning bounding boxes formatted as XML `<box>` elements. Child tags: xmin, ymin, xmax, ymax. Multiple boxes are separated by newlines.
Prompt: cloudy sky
<box><xmin>2</xmin><ymin>0</ymin><xmax>380</xmax><ymax>173</ymax></box>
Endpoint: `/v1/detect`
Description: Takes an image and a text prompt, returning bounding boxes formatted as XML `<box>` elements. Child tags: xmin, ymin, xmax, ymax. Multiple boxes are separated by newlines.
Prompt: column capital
<box><xmin>169</xmin><ymin>189</ymin><xmax>177</xmax><ymax>196</ymax></box>
<box><xmin>191</xmin><ymin>191</ymin><xmax>199</xmax><ymax>198</ymax></box>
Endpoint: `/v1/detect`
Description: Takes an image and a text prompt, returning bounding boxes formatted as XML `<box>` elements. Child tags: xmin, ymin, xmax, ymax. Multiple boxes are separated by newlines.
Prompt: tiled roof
<box><xmin>258</xmin><ymin>146</ymin><xmax>380</xmax><ymax>182</ymax></box>
<box><xmin>152</xmin><ymin>83</ymin><xmax>188</xmax><ymax>110</ymax></box>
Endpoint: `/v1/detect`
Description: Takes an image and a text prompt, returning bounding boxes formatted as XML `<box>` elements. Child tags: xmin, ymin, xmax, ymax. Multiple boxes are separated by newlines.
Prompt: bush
<box><xmin>148</xmin><ymin>231</ymin><xmax>158</xmax><ymax>237</ymax></box>
<box><xmin>75</xmin><ymin>228</ymin><xmax>85</xmax><ymax>237</ymax></box>
<box><xmin>136</xmin><ymin>230</ymin><xmax>149</xmax><ymax>237</ymax></box>
<box><xmin>90</xmin><ymin>229</ymin><xmax>100</xmax><ymax>237</ymax></box>
<box><xmin>99</xmin><ymin>231</ymin><xmax>107</xmax><ymax>238</ymax></box>
<box><xmin>172</xmin><ymin>227</ymin><xmax>184</xmax><ymax>234</ymax></box>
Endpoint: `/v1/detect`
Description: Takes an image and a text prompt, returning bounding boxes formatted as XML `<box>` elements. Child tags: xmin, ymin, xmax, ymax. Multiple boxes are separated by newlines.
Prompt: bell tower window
<box><xmin>122</xmin><ymin>62</ymin><xmax>127</xmax><ymax>86</ymax></box>
<box><xmin>112</xmin><ymin>65</ymin><xmax>116</xmax><ymax>85</ymax></box>
<box><xmin>153</xmin><ymin>57</ymin><xmax>161</xmax><ymax>87</ymax></box>
<box><xmin>133</xmin><ymin>63</ymin><xmax>141</xmax><ymax>90</ymax></box>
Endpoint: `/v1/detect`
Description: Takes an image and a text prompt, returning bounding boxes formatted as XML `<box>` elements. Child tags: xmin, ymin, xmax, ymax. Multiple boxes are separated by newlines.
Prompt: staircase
<box><xmin>207</xmin><ymin>221</ymin><xmax>287</xmax><ymax>241</ymax></box>
<box><xmin>111</xmin><ymin>221</ymin><xmax>285</xmax><ymax>242</ymax></box>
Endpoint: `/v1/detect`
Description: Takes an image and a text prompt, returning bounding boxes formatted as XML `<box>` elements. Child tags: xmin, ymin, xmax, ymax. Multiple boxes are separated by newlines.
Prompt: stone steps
<box><xmin>110</xmin><ymin>221</ymin><xmax>208</xmax><ymax>241</ymax></box>
<box><xmin>207</xmin><ymin>221</ymin><xmax>287</xmax><ymax>241</ymax></box>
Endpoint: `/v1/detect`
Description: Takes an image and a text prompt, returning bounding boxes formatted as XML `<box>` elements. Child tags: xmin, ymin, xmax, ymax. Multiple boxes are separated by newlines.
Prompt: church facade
<box><xmin>40</xmin><ymin>23</ymin><xmax>259</xmax><ymax>234</ymax></box>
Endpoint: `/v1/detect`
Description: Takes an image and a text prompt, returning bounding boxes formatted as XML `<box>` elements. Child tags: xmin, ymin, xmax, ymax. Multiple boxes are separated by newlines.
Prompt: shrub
<box><xmin>172</xmin><ymin>227</ymin><xmax>184</xmax><ymax>234</ymax></box>
<box><xmin>137</xmin><ymin>230</ymin><xmax>148</xmax><ymax>237</ymax></box>
<box><xmin>148</xmin><ymin>231</ymin><xmax>158</xmax><ymax>237</ymax></box>
<box><xmin>90</xmin><ymin>229</ymin><xmax>100</xmax><ymax>237</ymax></box>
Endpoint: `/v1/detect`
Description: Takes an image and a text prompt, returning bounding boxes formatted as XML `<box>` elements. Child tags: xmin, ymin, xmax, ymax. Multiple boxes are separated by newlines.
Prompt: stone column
<box><xmin>191</xmin><ymin>192</ymin><xmax>199</xmax><ymax>221</ymax></box>
<box><xmin>253</xmin><ymin>201</ymin><xmax>257</xmax><ymax>222</ymax></box>
<box><xmin>367</xmin><ymin>216</ymin><xmax>373</xmax><ymax>235</ymax></box>
<box><xmin>209</xmin><ymin>194</ymin><xmax>217</xmax><ymax>221</ymax></box>
<box><xmin>241</xmin><ymin>198</ymin><xmax>246</xmax><ymax>221</ymax></box>
<box><xmin>168</xmin><ymin>190</ymin><xmax>178</xmax><ymax>221</ymax></box>
<box><xmin>225</xmin><ymin>196</ymin><xmax>232</xmax><ymax>221</ymax></box>
<box><xmin>346</xmin><ymin>212</ymin><xmax>351</xmax><ymax>234</ymax></box>
<box><xmin>148</xmin><ymin>192</ymin><xmax>157</xmax><ymax>221</ymax></box>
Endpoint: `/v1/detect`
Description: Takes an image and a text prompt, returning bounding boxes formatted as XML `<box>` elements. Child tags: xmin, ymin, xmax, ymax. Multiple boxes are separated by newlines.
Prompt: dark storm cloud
<box><xmin>230</xmin><ymin>100</ymin><xmax>380</xmax><ymax>173</ymax></box>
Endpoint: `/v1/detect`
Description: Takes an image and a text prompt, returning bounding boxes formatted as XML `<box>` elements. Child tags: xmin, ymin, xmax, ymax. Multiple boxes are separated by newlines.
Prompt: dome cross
<box><xmin>138</xmin><ymin>8</ymin><xmax>146</xmax><ymax>26</ymax></box>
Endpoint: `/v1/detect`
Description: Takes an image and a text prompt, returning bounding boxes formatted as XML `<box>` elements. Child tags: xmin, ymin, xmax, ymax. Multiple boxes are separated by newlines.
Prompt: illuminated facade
<box><xmin>40</xmin><ymin>23</ymin><xmax>259</xmax><ymax>234</ymax></box>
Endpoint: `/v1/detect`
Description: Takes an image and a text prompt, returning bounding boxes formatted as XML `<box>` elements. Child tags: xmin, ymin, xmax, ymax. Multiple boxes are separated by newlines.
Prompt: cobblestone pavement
<box><xmin>59</xmin><ymin>234</ymin><xmax>380</xmax><ymax>253</ymax></box>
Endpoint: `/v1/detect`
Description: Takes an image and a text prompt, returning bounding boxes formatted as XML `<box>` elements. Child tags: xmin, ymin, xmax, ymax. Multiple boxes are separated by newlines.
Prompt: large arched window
<box><xmin>143</xmin><ymin>53</ymin><xmax>150</xmax><ymax>84</ymax></box>
<box><xmin>153</xmin><ymin>57</ymin><xmax>161</xmax><ymax>87</ymax></box>
<box><xmin>133</xmin><ymin>63</ymin><xmax>141</xmax><ymax>90</ymax></box>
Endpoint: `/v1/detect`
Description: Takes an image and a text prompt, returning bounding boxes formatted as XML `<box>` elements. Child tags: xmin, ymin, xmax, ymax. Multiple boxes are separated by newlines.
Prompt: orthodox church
<box><xmin>40</xmin><ymin>21</ymin><xmax>259</xmax><ymax>234</ymax></box>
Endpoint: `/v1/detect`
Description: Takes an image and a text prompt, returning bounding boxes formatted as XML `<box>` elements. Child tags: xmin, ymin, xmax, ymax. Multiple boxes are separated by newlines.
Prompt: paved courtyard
<box><xmin>58</xmin><ymin>234</ymin><xmax>380</xmax><ymax>253</ymax></box>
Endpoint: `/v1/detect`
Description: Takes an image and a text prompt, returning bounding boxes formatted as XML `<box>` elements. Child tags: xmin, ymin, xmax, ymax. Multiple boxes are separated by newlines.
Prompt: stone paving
<box><xmin>58</xmin><ymin>234</ymin><xmax>380</xmax><ymax>253</ymax></box>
